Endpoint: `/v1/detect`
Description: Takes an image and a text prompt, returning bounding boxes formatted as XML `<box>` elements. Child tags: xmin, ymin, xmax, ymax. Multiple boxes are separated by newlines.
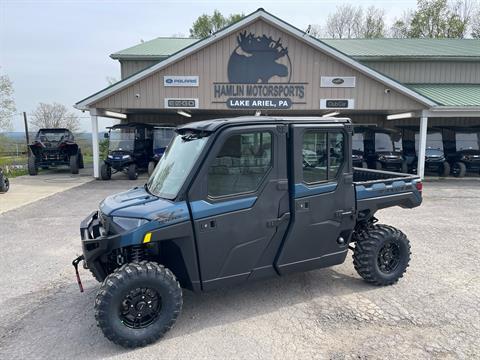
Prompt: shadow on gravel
<box><xmin>0</xmin><ymin>266</ymin><xmax>376</xmax><ymax>359</ymax></box>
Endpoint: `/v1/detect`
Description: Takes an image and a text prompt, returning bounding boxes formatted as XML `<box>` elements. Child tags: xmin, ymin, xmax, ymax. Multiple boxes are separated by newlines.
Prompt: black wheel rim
<box><xmin>120</xmin><ymin>287</ymin><xmax>162</xmax><ymax>329</ymax></box>
<box><xmin>377</xmin><ymin>241</ymin><xmax>401</xmax><ymax>274</ymax></box>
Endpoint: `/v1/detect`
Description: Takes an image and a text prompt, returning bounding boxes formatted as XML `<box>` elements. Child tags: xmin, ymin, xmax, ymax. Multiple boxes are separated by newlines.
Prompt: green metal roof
<box><xmin>110</xmin><ymin>37</ymin><xmax>198</xmax><ymax>59</ymax></box>
<box><xmin>322</xmin><ymin>39</ymin><xmax>480</xmax><ymax>60</ymax></box>
<box><xmin>407</xmin><ymin>84</ymin><xmax>480</xmax><ymax>106</ymax></box>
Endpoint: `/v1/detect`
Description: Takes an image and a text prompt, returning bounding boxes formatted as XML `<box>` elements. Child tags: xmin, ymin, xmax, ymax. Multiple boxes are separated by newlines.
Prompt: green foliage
<box><xmin>100</xmin><ymin>139</ymin><xmax>109</xmax><ymax>159</ymax></box>
<box><xmin>0</xmin><ymin>71</ymin><xmax>16</xmax><ymax>131</ymax></box>
<box><xmin>189</xmin><ymin>10</ymin><xmax>244</xmax><ymax>38</ymax></box>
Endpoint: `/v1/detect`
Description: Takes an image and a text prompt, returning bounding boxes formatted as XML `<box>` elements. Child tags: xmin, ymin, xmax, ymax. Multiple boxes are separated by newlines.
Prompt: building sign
<box><xmin>213</xmin><ymin>31</ymin><xmax>306</xmax><ymax>109</ymax></box>
<box><xmin>320</xmin><ymin>99</ymin><xmax>355</xmax><ymax>109</ymax></box>
<box><xmin>164</xmin><ymin>98</ymin><xmax>199</xmax><ymax>109</ymax></box>
<box><xmin>320</xmin><ymin>76</ymin><xmax>356</xmax><ymax>88</ymax></box>
<box><xmin>164</xmin><ymin>76</ymin><xmax>199</xmax><ymax>87</ymax></box>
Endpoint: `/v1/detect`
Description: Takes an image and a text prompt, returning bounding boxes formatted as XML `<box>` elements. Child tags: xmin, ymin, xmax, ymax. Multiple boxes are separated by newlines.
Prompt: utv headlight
<box><xmin>112</xmin><ymin>216</ymin><xmax>148</xmax><ymax>231</ymax></box>
<box><xmin>122</xmin><ymin>155</ymin><xmax>131</xmax><ymax>160</ymax></box>
<box><xmin>378</xmin><ymin>155</ymin><xmax>386</xmax><ymax>160</ymax></box>
<box><xmin>107</xmin><ymin>155</ymin><xmax>113</xmax><ymax>159</ymax></box>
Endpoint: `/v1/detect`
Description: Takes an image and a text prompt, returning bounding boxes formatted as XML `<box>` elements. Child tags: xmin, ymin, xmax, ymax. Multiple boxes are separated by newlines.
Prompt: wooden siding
<box><xmin>94</xmin><ymin>20</ymin><xmax>425</xmax><ymax>111</ymax></box>
<box><xmin>120</xmin><ymin>60</ymin><xmax>159</xmax><ymax>79</ymax></box>
<box><xmin>365</xmin><ymin>61</ymin><xmax>480</xmax><ymax>84</ymax></box>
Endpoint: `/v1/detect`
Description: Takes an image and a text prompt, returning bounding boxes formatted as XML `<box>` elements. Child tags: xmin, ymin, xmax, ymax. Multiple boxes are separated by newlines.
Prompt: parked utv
<box><xmin>0</xmin><ymin>168</ymin><xmax>9</xmax><ymax>193</ymax></box>
<box><xmin>147</xmin><ymin>126</ymin><xmax>176</xmax><ymax>176</ymax></box>
<box><xmin>400</xmin><ymin>127</ymin><xmax>450</xmax><ymax>176</ymax></box>
<box><xmin>28</xmin><ymin>128</ymin><xmax>83</xmax><ymax>175</ymax></box>
<box><xmin>101</xmin><ymin>123</ymin><xmax>154</xmax><ymax>180</ymax></box>
<box><xmin>355</xmin><ymin>126</ymin><xmax>407</xmax><ymax>173</ymax></box>
<box><xmin>73</xmin><ymin>116</ymin><xmax>422</xmax><ymax>348</ymax></box>
<box><xmin>441</xmin><ymin>127</ymin><xmax>480</xmax><ymax>177</ymax></box>
<box><xmin>351</xmin><ymin>132</ymin><xmax>368</xmax><ymax>168</ymax></box>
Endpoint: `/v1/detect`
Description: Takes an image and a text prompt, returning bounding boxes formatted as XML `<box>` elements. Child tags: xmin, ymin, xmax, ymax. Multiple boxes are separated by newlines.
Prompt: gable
<box><xmin>83</xmin><ymin>13</ymin><xmax>432</xmax><ymax>112</ymax></box>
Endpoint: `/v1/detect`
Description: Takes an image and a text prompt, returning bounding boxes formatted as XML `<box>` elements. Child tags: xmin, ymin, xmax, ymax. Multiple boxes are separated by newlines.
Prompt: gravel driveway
<box><xmin>0</xmin><ymin>178</ymin><xmax>479</xmax><ymax>359</ymax></box>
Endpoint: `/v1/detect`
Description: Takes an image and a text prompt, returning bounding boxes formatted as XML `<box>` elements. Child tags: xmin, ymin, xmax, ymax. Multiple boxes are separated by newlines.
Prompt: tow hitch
<box><xmin>72</xmin><ymin>255</ymin><xmax>85</xmax><ymax>293</ymax></box>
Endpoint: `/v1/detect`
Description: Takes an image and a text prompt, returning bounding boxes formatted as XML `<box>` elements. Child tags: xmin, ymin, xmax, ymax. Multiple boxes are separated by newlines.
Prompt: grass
<box><xmin>0</xmin><ymin>155</ymin><xmax>28</xmax><ymax>177</ymax></box>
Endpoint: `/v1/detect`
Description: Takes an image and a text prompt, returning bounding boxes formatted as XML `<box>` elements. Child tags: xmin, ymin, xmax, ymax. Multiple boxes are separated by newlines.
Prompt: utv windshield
<box><xmin>147</xmin><ymin>132</ymin><xmax>209</xmax><ymax>199</ymax></box>
<box><xmin>415</xmin><ymin>132</ymin><xmax>444</xmax><ymax>154</ymax></box>
<box><xmin>456</xmin><ymin>132</ymin><xmax>480</xmax><ymax>151</ymax></box>
<box><xmin>109</xmin><ymin>128</ymin><xmax>135</xmax><ymax>152</ymax></box>
<box><xmin>375</xmin><ymin>133</ymin><xmax>402</xmax><ymax>152</ymax></box>
<box><xmin>153</xmin><ymin>128</ymin><xmax>175</xmax><ymax>149</ymax></box>
<box><xmin>37</xmin><ymin>130</ymin><xmax>70</xmax><ymax>143</ymax></box>
<box><xmin>352</xmin><ymin>133</ymin><xmax>364</xmax><ymax>152</ymax></box>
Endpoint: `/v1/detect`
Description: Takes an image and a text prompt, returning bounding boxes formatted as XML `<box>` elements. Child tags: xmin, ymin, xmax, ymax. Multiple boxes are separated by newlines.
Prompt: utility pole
<box><xmin>23</xmin><ymin>112</ymin><xmax>29</xmax><ymax>155</ymax></box>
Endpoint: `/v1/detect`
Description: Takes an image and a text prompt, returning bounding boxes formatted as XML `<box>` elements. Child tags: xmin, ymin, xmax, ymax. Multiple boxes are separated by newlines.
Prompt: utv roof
<box><xmin>178</xmin><ymin>116</ymin><xmax>351</xmax><ymax>133</ymax></box>
<box><xmin>107</xmin><ymin>122</ymin><xmax>155</xmax><ymax>130</ymax></box>
<box><xmin>353</xmin><ymin>125</ymin><xmax>399</xmax><ymax>134</ymax></box>
<box><xmin>38</xmin><ymin>128</ymin><xmax>71</xmax><ymax>132</ymax></box>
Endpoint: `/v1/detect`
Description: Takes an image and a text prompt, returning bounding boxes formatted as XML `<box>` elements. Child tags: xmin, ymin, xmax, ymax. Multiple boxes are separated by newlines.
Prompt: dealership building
<box><xmin>75</xmin><ymin>8</ymin><xmax>480</xmax><ymax>179</ymax></box>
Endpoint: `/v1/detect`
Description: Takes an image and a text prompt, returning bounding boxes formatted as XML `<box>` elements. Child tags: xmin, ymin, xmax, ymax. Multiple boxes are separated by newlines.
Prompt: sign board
<box><xmin>164</xmin><ymin>98</ymin><xmax>199</xmax><ymax>109</ymax></box>
<box><xmin>164</xmin><ymin>76</ymin><xmax>199</xmax><ymax>87</ymax></box>
<box><xmin>320</xmin><ymin>99</ymin><xmax>355</xmax><ymax>109</ymax></box>
<box><xmin>320</xmin><ymin>76</ymin><xmax>356</xmax><ymax>88</ymax></box>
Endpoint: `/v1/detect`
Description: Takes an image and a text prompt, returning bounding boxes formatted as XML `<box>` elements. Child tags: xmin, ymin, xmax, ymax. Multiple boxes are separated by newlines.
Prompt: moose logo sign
<box><xmin>213</xmin><ymin>31</ymin><xmax>306</xmax><ymax>110</ymax></box>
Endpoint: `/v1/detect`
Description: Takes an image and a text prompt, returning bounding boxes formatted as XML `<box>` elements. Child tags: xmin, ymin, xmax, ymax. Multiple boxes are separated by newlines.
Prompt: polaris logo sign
<box><xmin>164</xmin><ymin>76</ymin><xmax>199</xmax><ymax>87</ymax></box>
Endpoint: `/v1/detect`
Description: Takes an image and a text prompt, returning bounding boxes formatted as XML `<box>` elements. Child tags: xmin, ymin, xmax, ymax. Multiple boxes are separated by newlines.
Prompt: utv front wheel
<box><xmin>70</xmin><ymin>154</ymin><xmax>79</xmax><ymax>174</ymax></box>
<box><xmin>94</xmin><ymin>262</ymin><xmax>183</xmax><ymax>348</ymax></box>
<box><xmin>78</xmin><ymin>151</ymin><xmax>85</xmax><ymax>169</ymax></box>
<box><xmin>101</xmin><ymin>163</ymin><xmax>111</xmax><ymax>180</ymax></box>
<box><xmin>453</xmin><ymin>162</ymin><xmax>466</xmax><ymax>177</ymax></box>
<box><xmin>28</xmin><ymin>155</ymin><xmax>38</xmax><ymax>176</ymax></box>
<box><xmin>0</xmin><ymin>174</ymin><xmax>9</xmax><ymax>193</ymax></box>
<box><xmin>440</xmin><ymin>161</ymin><xmax>450</xmax><ymax>177</ymax></box>
<box><xmin>127</xmin><ymin>163</ymin><xmax>138</xmax><ymax>180</ymax></box>
<box><xmin>353</xmin><ymin>224</ymin><xmax>411</xmax><ymax>286</ymax></box>
<box><xmin>375</xmin><ymin>161</ymin><xmax>383</xmax><ymax>170</ymax></box>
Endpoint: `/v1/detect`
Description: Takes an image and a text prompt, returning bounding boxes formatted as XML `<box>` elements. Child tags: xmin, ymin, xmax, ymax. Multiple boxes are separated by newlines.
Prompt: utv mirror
<box><xmin>104</xmin><ymin>133</ymin><xmax>109</xmax><ymax>139</ymax></box>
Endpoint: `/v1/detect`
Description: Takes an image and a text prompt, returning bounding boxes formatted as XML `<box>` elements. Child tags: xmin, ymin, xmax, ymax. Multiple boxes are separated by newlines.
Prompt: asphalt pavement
<box><xmin>0</xmin><ymin>177</ymin><xmax>479</xmax><ymax>359</ymax></box>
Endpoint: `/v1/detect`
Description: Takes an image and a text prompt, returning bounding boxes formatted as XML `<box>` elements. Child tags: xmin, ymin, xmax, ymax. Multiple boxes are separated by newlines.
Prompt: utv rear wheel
<box><xmin>70</xmin><ymin>154</ymin><xmax>79</xmax><ymax>174</ymax></box>
<box><xmin>453</xmin><ymin>162</ymin><xmax>466</xmax><ymax>177</ymax></box>
<box><xmin>127</xmin><ymin>164</ymin><xmax>138</xmax><ymax>180</ymax></box>
<box><xmin>78</xmin><ymin>151</ymin><xmax>84</xmax><ymax>169</ymax></box>
<box><xmin>0</xmin><ymin>174</ymin><xmax>9</xmax><ymax>193</ymax></box>
<box><xmin>440</xmin><ymin>161</ymin><xmax>450</xmax><ymax>177</ymax></box>
<box><xmin>353</xmin><ymin>224</ymin><xmax>411</xmax><ymax>286</ymax></box>
<box><xmin>147</xmin><ymin>161</ymin><xmax>156</xmax><ymax>176</ymax></box>
<box><xmin>28</xmin><ymin>155</ymin><xmax>38</xmax><ymax>176</ymax></box>
<box><xmin>94</xmin><ymin>261</ymin><xmax>182</xmax><ymax>348</ymax></box>
<box><xmin>100</xmin><ymin>163</ymin><xmax>111</xmax><ymax>180</ymax></box>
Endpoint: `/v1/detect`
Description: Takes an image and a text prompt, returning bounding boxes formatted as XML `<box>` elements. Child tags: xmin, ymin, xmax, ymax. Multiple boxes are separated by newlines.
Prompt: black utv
<box><xmin>351</xmin><ymin>131</ymin><xmax>368</xmax><ymax>168</ymax></box>
<box><xmin>400</xmin><ymin>127</ymin><xmax>450</xmax><ymax>177</ymax></box>
<box><xmin>28</xmin><ymin>128</ymin><xmax>83</xmax><ymax>175</ymax></box>
<box><xmin>101</xmin><ymin>123</ymin><xmax>154</xmax><ymax>180</ymax></box>
<box><xmin>441</xmin><ymin>127</ymin><xmax>480</xmax><ymax>177</ymax></box>
<box><xmin>73</xmin><ymin>116</ymin><xmax>423</xmax><ymax>348</ymax></box>
<box><xmin>147</xmin><ymin>126</ymin><xmax>176</xmax><ymax>176</ymax></box>
<box><xmin>0</xmin><ymin>168</ymin><xmax>9</xmax><ymax>193</ymax></box>
<box><xmin>355</xmin><ymin>126</ymin><xmax>407</xmax><ymax>173</ymax></box>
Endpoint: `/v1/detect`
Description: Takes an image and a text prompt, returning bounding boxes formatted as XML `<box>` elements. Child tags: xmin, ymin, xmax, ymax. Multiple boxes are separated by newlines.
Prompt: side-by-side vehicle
<box><xmin>147</xmin><ymin>126</ymin><xmax>176</xmax><ymax>176</ymax></box>
<box><xmin>73</xmin><ymin>117</ymin><xmax>422</xmax><ymax>348</ymax></box>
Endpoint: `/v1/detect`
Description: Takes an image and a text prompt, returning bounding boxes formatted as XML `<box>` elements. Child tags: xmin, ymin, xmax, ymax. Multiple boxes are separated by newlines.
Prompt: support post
<box><xmin>417</xmin><ymin>113</ymin><xmax>428</xmax><ymax>179</ymax></box>
<box><xmin>23</xmin><ymin>112</ymin><xmax>30</xmax><ymax>154</ymax></box>
<box><xmin>91</xmin><ymin>114</ymin><xmax>100</xmax><ymax>179</ymax></box>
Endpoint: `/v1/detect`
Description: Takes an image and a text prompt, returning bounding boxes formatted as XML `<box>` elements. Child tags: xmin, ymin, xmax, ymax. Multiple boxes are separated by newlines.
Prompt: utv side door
<box><xmin>187</xmin><ymin>125</ymin><xmax>289</xmax><ymax>290</ymax></box>
<box><xmin>275</xmin><ymin>124</ymin><xmax>355</xmax><ymax>274</ymax></box>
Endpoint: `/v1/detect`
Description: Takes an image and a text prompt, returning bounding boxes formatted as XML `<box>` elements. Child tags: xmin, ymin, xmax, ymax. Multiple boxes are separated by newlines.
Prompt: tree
<box><xmin>472</xmin><ymin>7</ymin><xmax>480</xmax><ymax>37</ymax></box>
<box><xmin>189</xmin><ymin>10</ymin><xmax>244</xmax><ymax>38</ymax></box>
<box><xmin>30</xmin><ymin>103</ymin><xmax>80</xmax><ymax>133</ymax></box>
<box><xmin>391</xmin><ymin>11</ymin><xmax>414</xmax><ymax>38</ymax></box>
<box><xmin>363</xmin><ymin>6</ymin><xmax>386</xmax><ymax>38</ymax></box>
<box><xmin>325</xmin><ymin>4</ymin><xmax>363</xmax><ymax>38</ymax></box>
<box><xmin>0</xmin><ymin>72</ymin><xmax>16</xmax><ymax>131</ymax></box>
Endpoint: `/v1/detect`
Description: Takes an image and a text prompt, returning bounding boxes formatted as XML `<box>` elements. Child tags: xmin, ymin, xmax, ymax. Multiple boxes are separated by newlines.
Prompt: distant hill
<box><xmin>0</xmin><ymin>132</ymin><xmax>105</xmax><ymax>144</ymax></box>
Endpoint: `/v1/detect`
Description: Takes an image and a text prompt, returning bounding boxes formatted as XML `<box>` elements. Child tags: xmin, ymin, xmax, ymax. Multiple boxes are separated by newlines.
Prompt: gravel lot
<box><xmin>0</xmin><ymin>178</ymin><xmax>479</xmax><ymax>359</ymax></box>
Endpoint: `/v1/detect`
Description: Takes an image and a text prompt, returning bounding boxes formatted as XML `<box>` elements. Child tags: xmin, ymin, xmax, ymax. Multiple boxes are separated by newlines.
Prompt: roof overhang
<box><xmin>75</xmin><ymin>8</ymin><xmax>437</xmax><ymax>111</ymax></box>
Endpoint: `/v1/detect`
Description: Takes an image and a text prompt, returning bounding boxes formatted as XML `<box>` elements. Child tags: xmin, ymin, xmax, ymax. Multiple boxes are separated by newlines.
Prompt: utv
<box><xmin>0</xmin><ymin>168</ymin><xmax>9</xmax><ymax>193</ymax></box>
<box><xmin>351</xmin><ymin>131</ymin><xmax>368</xmax><ymax>168</ymax></box>
<box><xmin>400</xmin><ymin>126</ymin><xmax>450</xmax><ymax>177</ymax></box>
<box><xmin>441</xmin><ymin>127</ymin><xmax>480</xmax><ymax>177</ymax></box>
<box><xmin>355</xmin><ymin>126</ymin><xmax>407</xmax><ymax>173</ymax></box>
<box><xmin>73</xmin><ymin>116</ymin><xmax>423</xmax><ymax>348</ymax></box>
<box><xmin>28</xmin><ymin>128</ymin><xmax>83</xmax><ymax>175</ymax></box>
<box><xmin>101</xmin><ymin>123</ymin><xmax>154</xmax><ymax>180</ymax></box>
<box><xmin>147</xmin><ymin>126</ymin><xmax>176</xmax><ymax>176</ymax></box>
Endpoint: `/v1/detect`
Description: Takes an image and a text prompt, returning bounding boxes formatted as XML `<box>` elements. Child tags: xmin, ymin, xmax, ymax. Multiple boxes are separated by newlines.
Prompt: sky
<box><xmin>0</xmin><ymin>0</ymin><xmax>417</xmax><ymax>132</ymax></box>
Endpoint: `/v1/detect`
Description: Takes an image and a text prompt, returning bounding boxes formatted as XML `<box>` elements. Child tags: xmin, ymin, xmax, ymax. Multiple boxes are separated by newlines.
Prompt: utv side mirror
<box><xmin>104</xmin><ymin>133</ymin><xmax>109</xmax><ymax>139</ymax></box>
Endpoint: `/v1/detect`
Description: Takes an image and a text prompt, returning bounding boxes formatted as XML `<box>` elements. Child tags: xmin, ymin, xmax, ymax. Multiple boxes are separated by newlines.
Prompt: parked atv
<box><xmin>101</xmin><ymin>123</ymin><xmax>154</xmax><ymax>180</ymax></box>
<box><xmin>147</xmin><ymin>126</ymin><xmax>175</xmax><ymax>176</ymax></box>
<box><xmin>74</xmin><ymin>116</ymin><xmax>422</xmax><ymax>348</ymax></box>
<box><xmin>28</xmin><ymin>128</ymin><xmax>83</xmax><ymax>175</ymax></box>
<box><xmin>441</xmin><ymin>127</ymin><xmax>480</xmax><ymax>177</ymax></box>
<box><xmin>0</xmin><ymin>168</ymin><xmax>9</xmax><ymax>193</ymax></box>
<box><xmin>355</xmin><ymin>126</ymin><xmax>407</xmax><ymax>173</ymax></box>
<box><xmin>400</xmin><ymin>127</ymin><xmax>450</xmax><ymax>176</ymax></box>
<box><xmin>351</xmin><ymin>132</ymin><xmax>368</xmax><ymax>168</ymax></box>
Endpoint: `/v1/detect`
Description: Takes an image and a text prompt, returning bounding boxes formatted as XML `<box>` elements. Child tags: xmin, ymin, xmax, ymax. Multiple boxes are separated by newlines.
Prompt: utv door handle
<box><xmin>334</xmin><ymin>209</ymin><xmax>355</xmax><ymax>218</ymax></box>
<box><xmin>266</xmin><ymin>213</ymin><xmax>290</xmax><ymax>228</ymax></box>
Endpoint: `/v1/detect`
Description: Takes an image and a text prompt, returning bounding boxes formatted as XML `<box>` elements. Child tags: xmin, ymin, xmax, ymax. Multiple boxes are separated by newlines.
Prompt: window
<box><xmin>208</xmin><ymin>131</ymin><xmax>272</xmax><ymax>197</ymax></box>
<box><xmin>303</xmin><ymin>130</ymin><xmax>345</xmax><ymax>184</ymax></box>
